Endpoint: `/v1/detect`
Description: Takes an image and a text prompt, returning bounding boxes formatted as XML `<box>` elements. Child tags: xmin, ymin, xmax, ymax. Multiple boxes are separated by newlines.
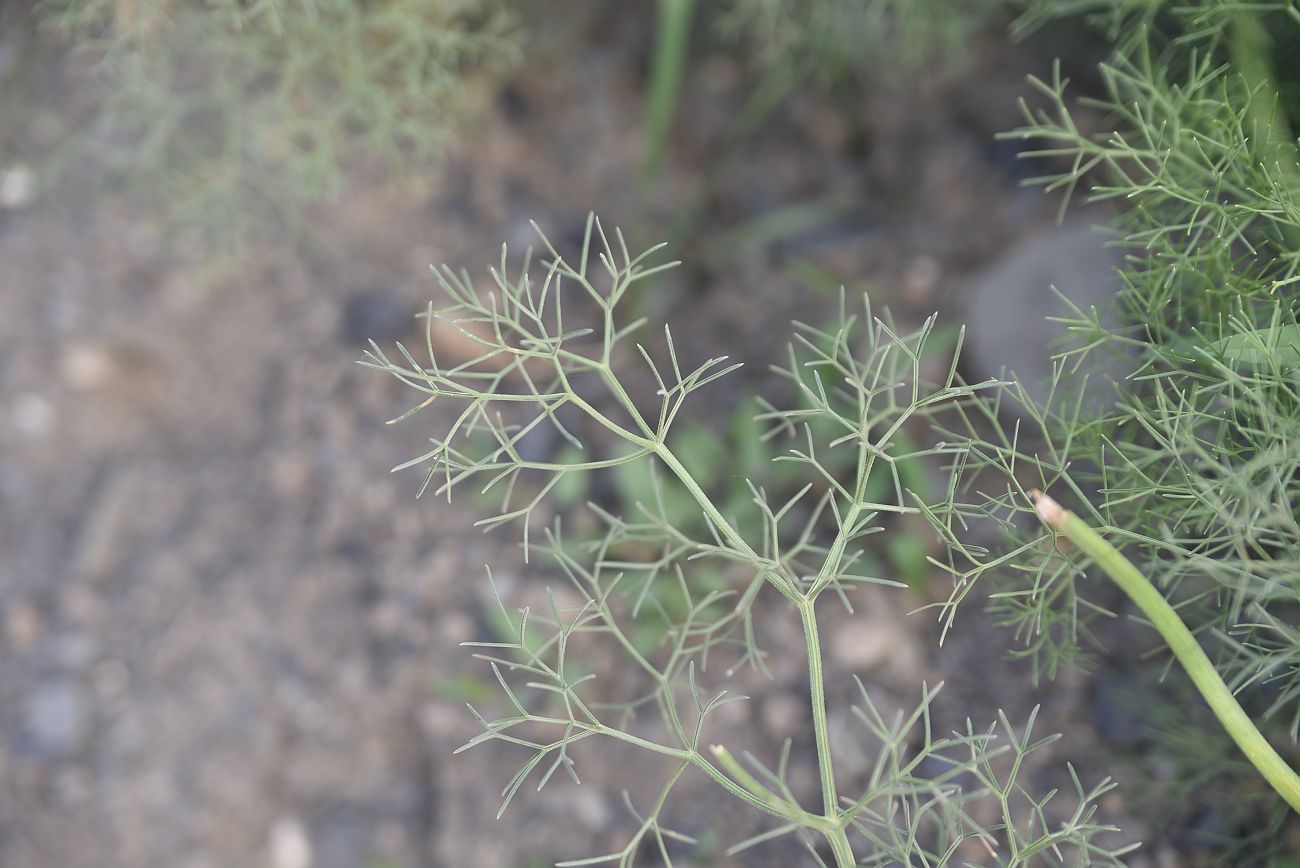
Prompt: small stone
<box><xmin>61</xmin><ymin>346</ymin><xmax>115</xmax><ymax>391</ymax></box>
<box><xmin>569</xmin><ymin>787</ymin><xmax>611</xmax><ymax>830</ymax></box>
<box><xmin>830</xmin><ymin>613</ymin><xmax>922</xmax><ymax>680</ymax></box>
<box><xmin>0</xmin><ymin>164</ymin><xmax>36</xmax><ymax>209</ymax></box>
<box><xmin>827</xmin><ymin>709</ymin><xmax>874</xmax><ymax>777</ymax></box>
<box><xmin>902</xmin><ymin>255</ymin><xmax>942</xmax><ymax>306</ymax></box>
<box><xmin>367</xmin><ymin>600</ymin><xmax>404</xmax><ymax>639</ymax></box>
<box><xmin>417</xmin><ymin>700</ymin><xmax>462</xmax><ymax>738</ymax></box>
<box><xmin>23</xmin><ymin>680</ymin><xmax>92</xmax><ymax>759</ymax></box>
<box><xmin>1155</xmin><ymin>846</ymin><xmax>1182</xmax><ymax>868</ymax></box>
<box><xmin>270</xmin><ymin>455</ymin><xmax>312</xmax><ymax>498</ymax></box>
<box><xmin>1092</xmin><ymin>666</ymin><xmax>1148</xmax><ymax>750</ymax></box>
<box><xmin>760</xmin><ymin>692</ymin><xmax>803</xmax><ymax>736</ymax></box>
<box><xmin>269</xmin><ymin>817</ymin><xmax>313</xmax><ymax>868</ymax></box>
<box><xmin>441</xmin><ymin>612</ymin><xmax>476</xmax><ymax>645</ymax></box>
<box><xmin>73</xmin><ymin>472</ymin><xmax>141</xmax><ymax>584</ymax></box>
<box><xmin>11</xmin><ymin>393</ymin><xmax>55</xmax><ymax>438</ymax></box>
<box><xmin>6</xmin><ymin>600</ymin><xmax>43</xmax><ymax>651</ymax></box>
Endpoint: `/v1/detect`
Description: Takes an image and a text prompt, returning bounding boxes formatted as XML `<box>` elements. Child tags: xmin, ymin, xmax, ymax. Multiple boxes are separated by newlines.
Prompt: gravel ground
<box><xmin>0</xmin><ymin>6</ymin><xmax>1269</xmax><ymax>867</ymax></box>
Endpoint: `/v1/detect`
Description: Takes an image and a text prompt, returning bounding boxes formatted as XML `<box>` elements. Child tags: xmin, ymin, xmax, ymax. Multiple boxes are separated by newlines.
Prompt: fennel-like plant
<box><xmin>364</xmin><ymin>215</ymin><xmax>1134</xmax><ymax>866</ymax></box>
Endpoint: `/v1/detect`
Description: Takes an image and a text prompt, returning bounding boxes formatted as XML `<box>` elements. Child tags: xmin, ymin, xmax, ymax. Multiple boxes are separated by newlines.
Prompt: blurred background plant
<box><xmin>715</xmin><ymin>0</ymin><xmax>1007</xmax><ymax>91</ymax></box>
<box><xmin>1</xmin><ymin>0</ymin><xmax>520</xmax><ymax>248</ymax></box>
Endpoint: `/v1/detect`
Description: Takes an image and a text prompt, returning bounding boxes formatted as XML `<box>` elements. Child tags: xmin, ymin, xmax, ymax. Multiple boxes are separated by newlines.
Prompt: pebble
<box><xmin>74</xmin><ymin>471</ymin><xmax>141</xmax><ymax>584</ymax></box>
<box><xmin>417</xmin><ymin>700</ymin><xmax>462</xmax><ymax>738</ymax></box>
<box><xmin>827</xmin><ymin>709</ymin><xmax>874</xmax><ymax>778</ymax></box>
<box><xmin>5</xmin><ymin>599</ymin><xmax>44</xmax><ymax>651</ymax></box>
<box><xmin>61</xmin><ymin>345</ymin><xmax>116</xmax><ymax>391</ymax></box>
<box><xmin>0</xmin><ymin>164</ymin><xmax>36</xmax><ymax>210</ymax></box>
<box><xmin>902</xmin><ymin>255</ymin><xmax>942</xmax><ymax>306</ymax></box>
<box><xmin>93</xmin><ymin>659</ymin><xmax>130</xmax><ymax>699</ymax></box>
<box><xmin>568</xmin><ymin>786</ymin><xmax>611</xmax><ymax>830</ymax></box>
<box><xmin>11</xmin><ymin>393</ymin><xmax>55</xmax><ymax>438</ymax></box>
<box><xmin>269</xmin><ymin>817</ymin><xmax>313</xmax><ymax>868</ymax></box>
<box><xmin>830</xmin><ymin>612</ymin><xmax>923</xmax><ymax>682</ymax></box>
<box><xmin>23</xmin><ymin>680</ymin><xmax>92</xmax><ymax>759</ymax></box>
<box><xmin>759</xmin><ymin>691</ymin><xmax>803</xmax><ymax>736</ymax></box>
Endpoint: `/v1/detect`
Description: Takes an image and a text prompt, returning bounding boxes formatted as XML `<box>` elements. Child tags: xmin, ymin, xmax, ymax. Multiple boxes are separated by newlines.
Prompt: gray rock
<box><xmin>340</xmin><ymin>291</ymin><xmax>414</xmax><ymax>346</ymax></box>
<box><xmin>962</xmin><ymin>218</ymin><xmax>1129</xmax><ymax>414</ymax></box>
<box><xmin>23</xmin><ymin>680</ymin><xmax>92</xmax><ymax>759</ymax></box>
<box><xmin>1092</xmin><ymin>665</ymin><xmax>1149</xmax><ymax>750</ymax></box>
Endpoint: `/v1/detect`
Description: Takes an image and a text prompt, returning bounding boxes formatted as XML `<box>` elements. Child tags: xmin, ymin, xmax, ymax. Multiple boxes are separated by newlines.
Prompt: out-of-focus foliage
<box><xmin>31</xmin><ymin>0</ymin><xmax>521</xmax><ymax>242</ymax></box>
<box><xmin>715</xmin><ymin>0</ymin><xmax>1006</xmax><ymax>87</ymax></box>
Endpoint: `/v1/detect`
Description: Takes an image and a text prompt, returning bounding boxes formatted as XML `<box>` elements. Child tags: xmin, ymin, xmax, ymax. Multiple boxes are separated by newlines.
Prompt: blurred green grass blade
<box><xmin>643</xmin><ymin>0</ymin><xmax>695</xmax><ymax>178</ymax></box>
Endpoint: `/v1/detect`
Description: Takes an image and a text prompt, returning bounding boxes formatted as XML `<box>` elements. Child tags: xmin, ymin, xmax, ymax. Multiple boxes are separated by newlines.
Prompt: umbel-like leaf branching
<box><xmin>364</xmin><ymin>215</ymin><xmax>1135</xmax><ymax>866</ymax></box>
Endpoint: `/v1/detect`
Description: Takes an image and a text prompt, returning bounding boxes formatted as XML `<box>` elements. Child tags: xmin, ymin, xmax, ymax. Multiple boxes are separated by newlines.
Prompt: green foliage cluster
<box><xmin>955</xmin><ymin>0</ymin><xmax>1300</xmax><ymax>715</ymax></box>
<box><xmin>923</xmin><ymin>0</ymin><xmax>1300</xmax><ymax>853</ymax></box>
<box><xmin>33</xmin><ymin>0</ymin><xmax>519</xmax><ymax>241</ymax></box>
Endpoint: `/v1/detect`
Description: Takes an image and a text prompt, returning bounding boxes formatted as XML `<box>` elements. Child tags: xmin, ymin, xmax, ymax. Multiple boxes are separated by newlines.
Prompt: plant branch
<box><xmin>1031</xmin><ymin>490</ymin><xmax>1300</xmax><ymax>814</ymax></box>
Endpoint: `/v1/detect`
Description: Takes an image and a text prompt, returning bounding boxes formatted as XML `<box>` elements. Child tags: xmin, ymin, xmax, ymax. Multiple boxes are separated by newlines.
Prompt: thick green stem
<box><xmin>1031</xmin><ymin>491</ymin><xmax>1300</xmax><ymax>814</ymax></box>
<box><xmin>800</xmin><ymin>599</ymin><xmax>855</xmax><ymax>867</ymax></box>
<box><xmin>825</xmin><ymin>826</ymin><xmax>855</xmax><ymax>867</ymax></box>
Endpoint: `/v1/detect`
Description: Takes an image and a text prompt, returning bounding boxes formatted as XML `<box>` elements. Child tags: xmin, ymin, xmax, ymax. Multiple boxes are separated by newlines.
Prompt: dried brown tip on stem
<box><xmin>1029</xmin><ymin>489</ymin><xmax>1068</xmax><ymax>530</ymax></box>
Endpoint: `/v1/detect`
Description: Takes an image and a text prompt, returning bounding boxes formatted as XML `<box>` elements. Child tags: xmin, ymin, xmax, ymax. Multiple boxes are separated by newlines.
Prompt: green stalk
<box><xmin>708</xmin><ymin>744</ymin><xmax>804</xmax><ymax>821</ymax></box>
<box><xmin>798</xmin><ymin>597</ymin><xmax>854</xmax><ymax>865</ymax></box>
<box><xmin>655</xmin><ymin>446</ymin><xmax>855</xmax><ymax>864</ymax></box>
<box><xmin>824</xmin><ymin>824</ymin><xmax>855</xmax><ymax>867</ymax></box>
<box><xmin>1030</xmin><ymin>491</ymin><xmax>1300</xmax><ymax>813</ymax></box>
<box><xmin>798</xmin><ymin>597</ymin><xmax>841</xmax><ymax>820</ymax></box>
<box><xmin>642</xmin><ymin>0</ymin><xmax>694</xmax><ymax>179</ymax></box>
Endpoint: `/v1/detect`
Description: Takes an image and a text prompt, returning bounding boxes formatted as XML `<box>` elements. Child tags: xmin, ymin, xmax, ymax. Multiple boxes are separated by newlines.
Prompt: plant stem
<box><xmin>798</xmin><ymin>597</ymin><xmax>856</xmax><ymax>867</ymax></box>
<box><xmin>825</xmin><ymin>824</ymin><xmax>855</xmax><ymax>867</ymax></box>
<box><xmin>655</xmin><ymin>445</ymin><xmax>855</xmax><ymax>863</ymax></box>
<box><xmin>708</xmin><ymin>744</ymin><xmax>804</xmax><ymax>820</ymax></box>
<box><xmin>709</xmin><ymin>744</ymin><xmax>854</xmax><ymax>868</ymax></box>
<box><xmin>798</xmin><ymin>598</ymin><xmax>840</xmax><ymax>817</ymax></box>
<box><xmin>654</xmin><ymin>446</ymin><xmax>801</xmax><ymax>602</ymax></box>
<box><xmin>642</xmin><ymin>0</ymin><xmax>694</xmax><ymax>178</ymax></box>
<box><xmin>1031</xmin><ymin>491</ymin><xmax>1300</xmax><ymax>814</ymax></box>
